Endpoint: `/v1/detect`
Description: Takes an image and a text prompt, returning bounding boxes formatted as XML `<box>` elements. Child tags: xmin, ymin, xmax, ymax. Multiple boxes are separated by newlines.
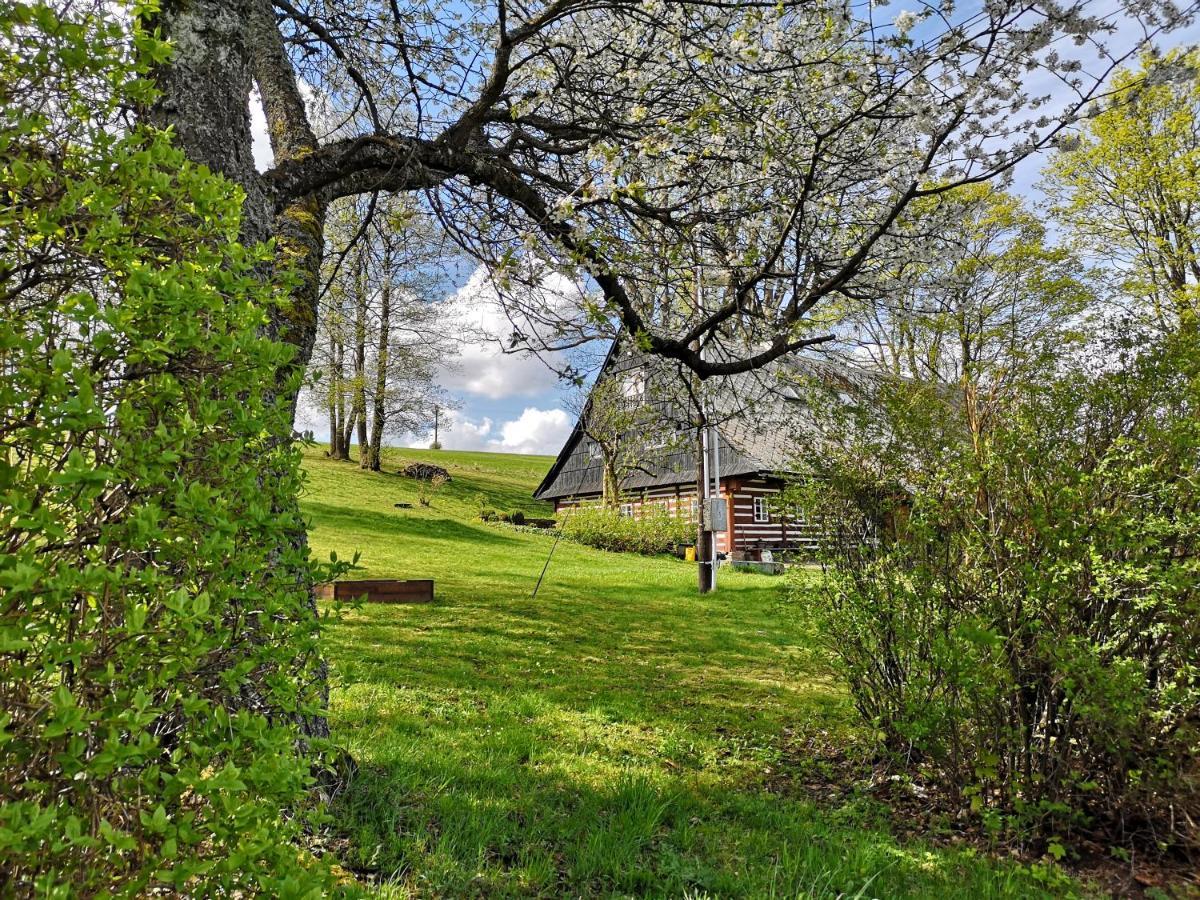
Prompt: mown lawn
<box><xmin>303</xmin><ymin>445</ymin><xmax>1076</xmax><ymax>898</ymax></box>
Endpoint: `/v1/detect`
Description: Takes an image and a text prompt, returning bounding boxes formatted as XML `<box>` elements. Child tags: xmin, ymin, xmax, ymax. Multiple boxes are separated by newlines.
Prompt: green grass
<box><xmin>303</xmin><ymin>445</ymin><xmax>1076</xmax><ymax>898</ymax></box>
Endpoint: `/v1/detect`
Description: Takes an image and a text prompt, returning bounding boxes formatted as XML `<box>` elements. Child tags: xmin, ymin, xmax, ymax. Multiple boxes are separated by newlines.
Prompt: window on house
<box><xmin>619</xmin><ymin>502</ymin><xmax>634</xmax><ymax>518</ymax></box>
<box><xmin>753</xmin><ymin>496</ymin><xmax>770</xmax><ymax>523</ymax></box>
<box><xmin>622</xmin><ymin>372</ymin><xmax>646</xmax><ymax>403</ymax></box>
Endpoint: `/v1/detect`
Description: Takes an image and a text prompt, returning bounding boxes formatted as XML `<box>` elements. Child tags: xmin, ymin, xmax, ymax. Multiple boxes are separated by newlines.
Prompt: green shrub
<box><xmin>479</xmin><ymin>508</ymin><xmax>498</xmax><ymax>522</ymax></box>
<box><xmin>561</xmin><ymin>505</ymin><xmax>694</xmax><ymax>556</ymax></box>
<box><xmin>792</xmin><ymin>335</ymin><xmax>1200</xmax><ymax>849</ymax></box>
<box><xmin>510</xmin><ymin>510</ymin><xmax>526</xmax><ymax>525</ymax></box>
<box><xmin>0</xmin><ymin>3</ymin><xmax>338</xmax><ymax>892</ymax></box>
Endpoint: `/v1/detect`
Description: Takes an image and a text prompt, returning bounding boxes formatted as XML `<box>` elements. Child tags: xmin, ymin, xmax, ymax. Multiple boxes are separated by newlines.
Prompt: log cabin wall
<box><xmin>552</xmin><ymin>473</ymin><xmax>821</xmax><ymax>557</ymax></box>
<box><xmin>725</xmin><ymin>477</ymin><xmax>815</xmax><ymax>557</ymax></box>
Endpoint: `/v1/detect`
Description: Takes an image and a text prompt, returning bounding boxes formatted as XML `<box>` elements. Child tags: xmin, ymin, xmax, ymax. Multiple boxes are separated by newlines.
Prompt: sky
<box><xmin>251</xmin><ymin>113</ymin><xmax>582</xmax><ymax>456</ymax></box>
<box><xmin>253</xmin><ymin>3</ymin><xmax>1200</xmax><ymax>457</ymax></box>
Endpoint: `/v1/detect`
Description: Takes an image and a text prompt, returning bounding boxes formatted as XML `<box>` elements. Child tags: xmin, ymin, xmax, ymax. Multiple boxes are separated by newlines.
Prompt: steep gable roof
<box><xmin>533</xmin><ymin>346</ymin><xmax>874</xmax><ymax>501</ymax></box>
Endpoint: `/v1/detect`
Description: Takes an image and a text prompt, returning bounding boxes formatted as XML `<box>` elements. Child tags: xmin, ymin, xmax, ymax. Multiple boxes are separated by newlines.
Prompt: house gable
<box><xmin>533</xmin><ymin>343</ymin><xmax>798</xmax><ymax>502</ymax></box>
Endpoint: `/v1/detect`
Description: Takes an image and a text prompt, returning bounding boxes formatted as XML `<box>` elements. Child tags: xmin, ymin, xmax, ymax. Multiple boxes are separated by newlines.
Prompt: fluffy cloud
<box><xmin>493</xmin><ymin>407</ymin><xmax>573</xmax><ymax>455</ymax></box>
<box><xmin>436</xmin><ymin>407</ymin><xmax>572</xmax><ymax>456</ymax></box>
<box><xmin>438</xmin><ymin>265</ymin><xmax>588</xmax><ymax>400</ymax></box>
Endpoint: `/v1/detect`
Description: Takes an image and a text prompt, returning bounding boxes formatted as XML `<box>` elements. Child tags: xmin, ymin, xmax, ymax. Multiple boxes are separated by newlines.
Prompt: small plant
<box><xmin>510</xmin><ymin>510</ymin><xmax>526</xmax><ymax>526</ymax></box>
<box><xmin>479</xmin><ymin>508</ymin><xmax>498</xmax><ymax>522</ymax></box>
<box><xmin>417</xmin><ymin>472</ymin><xmax>449</xmax><ymax>507</ymax></box>
<box><xmin>430</xmin><ymin>440</ymin><xmax>442</xmax><ymax>450</ymax></box>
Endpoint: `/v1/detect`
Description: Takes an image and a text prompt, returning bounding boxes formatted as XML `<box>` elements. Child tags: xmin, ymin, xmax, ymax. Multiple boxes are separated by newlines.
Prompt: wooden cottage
<box><xmin>533</xmin><ymin>352</ymin><xmax>833</xmax><ymax>560</ymax></box>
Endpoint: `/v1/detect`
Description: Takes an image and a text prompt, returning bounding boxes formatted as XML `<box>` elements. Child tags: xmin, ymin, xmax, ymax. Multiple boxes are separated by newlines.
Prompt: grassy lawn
<box><xmin>303</xmin><ymin>445</ymin><xmax>1074</xmax><ymax>898</ymax></box>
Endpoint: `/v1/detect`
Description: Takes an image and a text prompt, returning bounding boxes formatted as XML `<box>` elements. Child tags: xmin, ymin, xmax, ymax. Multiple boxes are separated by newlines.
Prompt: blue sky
<box><xmin>254</xmin><ymin>3</ymin><xmax>1199</xmax><ymax>456</ymax></box>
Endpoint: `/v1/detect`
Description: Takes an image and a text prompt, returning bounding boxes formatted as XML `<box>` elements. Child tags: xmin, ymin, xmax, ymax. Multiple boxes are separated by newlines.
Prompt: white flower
<box><xmin>894</xmin><ymin>10</ymin><xmax>918</xmax><ymax>34</ymax></box>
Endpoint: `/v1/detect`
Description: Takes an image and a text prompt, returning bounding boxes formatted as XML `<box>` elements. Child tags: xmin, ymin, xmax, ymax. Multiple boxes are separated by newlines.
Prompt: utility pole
<box><xmin>696</xmin><ymin>409</ymin><xmax>714</xmax><ymax>593</ymax></box>
<box><xmin>692</xmin><ymin>256</ymin><xmax>724</xmax><ymax>594</ymax></box>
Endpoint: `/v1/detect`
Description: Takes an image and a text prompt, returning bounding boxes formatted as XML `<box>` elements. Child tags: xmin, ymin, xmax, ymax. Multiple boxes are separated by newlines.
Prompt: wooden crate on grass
<box><xmin>316</xmin><ymin>579</ymin><xmax>434</xmax><ymax>604</ymax></box>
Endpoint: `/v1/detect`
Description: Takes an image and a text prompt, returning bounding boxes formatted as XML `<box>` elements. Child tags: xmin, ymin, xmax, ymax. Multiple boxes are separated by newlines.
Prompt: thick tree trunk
<box><xmin>149</xmin><ymin>0</ymin><xmax>332</xmax><ymax>744</ymax></box>
<box><xmin>601</xmin><ymin>457</ymin><xmax>620</xmax><ymax>509</ymax></box>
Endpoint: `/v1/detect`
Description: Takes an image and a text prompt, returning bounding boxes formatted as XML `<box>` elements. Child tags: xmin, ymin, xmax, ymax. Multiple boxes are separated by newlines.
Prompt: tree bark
<box><xmin>327</xmin><ymin>369</ymin><xmax>339</xmax><ymax>458</ymax></box>
<box><xmin>368</xmin><ymin>281</ymin><xmax>390</xmax><ymax>471</ymax></box>
<box><xmin>341</xmin><ymin>403</ymin><xmax>357</xmax><ymax>459</ymax></box>
<box><xmin>149</xmin><ymin>0</ymin><xmax>333</xmax><ymax>744</ymax></box>
<box><xmin>333</xmin><ymin>333</ymin><xmax>350</xmax><ymax>459</ymax></box>
<box><xmin>354</xmin><ymin>267</ymin><xmax>369</xmax><ymax>468</ymax></box>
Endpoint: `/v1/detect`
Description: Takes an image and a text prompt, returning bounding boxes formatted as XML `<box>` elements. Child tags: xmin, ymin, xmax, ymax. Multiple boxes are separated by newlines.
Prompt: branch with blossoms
<box><xmin>258</xmin><ymin>0</ymin><xmax>1191</xmax><ymax>380</ymax></box>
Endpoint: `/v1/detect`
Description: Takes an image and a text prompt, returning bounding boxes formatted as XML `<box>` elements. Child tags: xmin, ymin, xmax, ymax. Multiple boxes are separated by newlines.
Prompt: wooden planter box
<box><xmin>316</xmin><ymin>579</ymin><xmax>434</xmax><ymax>604</ymax></box>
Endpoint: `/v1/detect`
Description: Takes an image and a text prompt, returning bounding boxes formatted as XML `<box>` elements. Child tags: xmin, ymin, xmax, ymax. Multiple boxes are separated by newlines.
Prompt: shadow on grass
<box><xmin>378</xmin><ymin>458</ymin><xmax>554</xmax><ymax>517</ymax></box>
<box><xmin>331</xmin><ymin>694</ymin><xmax>1050</xmax><ymax>900</ymax></box>
<box><xmin>305</xmin><ymin>501</ymin><xmax>524</xmax><ymax>548</ymax></box>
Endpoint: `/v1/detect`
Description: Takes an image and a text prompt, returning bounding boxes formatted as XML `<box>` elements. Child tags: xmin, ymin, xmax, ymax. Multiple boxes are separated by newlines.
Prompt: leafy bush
<box><xmin>0</xmin><ymin>3</ymin><xmax>338</xmax><ymax>892</ymax></box>
<box><xmin>510</xmin><ymin>510</ymin><xmax>526</xmax><ymax>525</ymax></box>
<box><xmin>479</xmin><ymin>508</ymin><xmax>498</xmax><ymax>522</ymax></box>
<box><xmin>561</xmin><ymin>505</ymin><xmax>694</xmax><ymax>556</ymax></box>
<box><xmin>791</xmin><ymin>336</ymin><xmax>1200</xmax><ymax>848</ymax></box>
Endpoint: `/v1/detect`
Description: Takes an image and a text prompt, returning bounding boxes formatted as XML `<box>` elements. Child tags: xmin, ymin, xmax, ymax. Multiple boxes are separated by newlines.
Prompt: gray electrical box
<box><xmin>705</xmin><ymin>497</ymin><xmax>728</xmax><ymax>532</ymax></box>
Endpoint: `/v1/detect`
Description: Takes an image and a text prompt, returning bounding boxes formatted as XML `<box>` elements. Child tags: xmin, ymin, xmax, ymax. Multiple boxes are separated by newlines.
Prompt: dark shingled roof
<box><xmin>533</xmin><ymin>349</ymin><xmax>873</xmax><ymax>501</ymax></box>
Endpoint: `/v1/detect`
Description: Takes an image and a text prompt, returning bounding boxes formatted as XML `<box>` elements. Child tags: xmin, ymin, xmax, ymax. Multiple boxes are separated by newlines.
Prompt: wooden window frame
<box><xmin>753</xmin><ymin>496</ymin><xmax>770</xmax><ymax>523</ymax></box>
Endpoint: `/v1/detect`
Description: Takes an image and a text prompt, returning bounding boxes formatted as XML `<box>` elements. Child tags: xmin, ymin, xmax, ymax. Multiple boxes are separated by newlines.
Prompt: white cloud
<box><xmin>382</xmin><ymin>406</ymin><xmax>571</xmax><ymax>455</ymax></box>
<box><xmin>441</xmin><ymin>412</ymin><xmax>494</xmax><ymax>450</ymax></box>
<box><xmin>492</xmin><ymin>407</ymin><xmax>572</xmax><ymax>455</ymax></box>
<box><xmin>439</xmin><ymin>265</ymin><xmax>588</xmax><ymax>400</ymax></box>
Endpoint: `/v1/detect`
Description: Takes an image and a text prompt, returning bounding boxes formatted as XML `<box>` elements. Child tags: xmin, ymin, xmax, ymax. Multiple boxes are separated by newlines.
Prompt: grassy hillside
<box><xmin>303</xmin><ymin>445</ymin><xmax>1070</xmax><ymax>898</ymax></box>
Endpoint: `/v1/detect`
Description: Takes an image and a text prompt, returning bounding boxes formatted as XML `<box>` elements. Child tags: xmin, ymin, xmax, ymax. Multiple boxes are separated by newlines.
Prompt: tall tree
<box><xmin>842</xmin><ymin>185</ymin><xmax>1090</xmax><ymax>444</ymax></box>
<box><xmin>0</xmin><ymin>2</ymin><xmax>339</xmax><ymax>889</ymax></box>
<box><xmin>138</xmin><ymin>0</ymin><xmax>1184</xmax><ymax>725</ymax></box>
<box><xmin>307</xmin><ymin>195</ymin><xmax>453</xmax><ymax>468</ymax></box>
<box><xmin>1046</xmin><ymin>49</ymin><xmax>1200</xmax><ymax>334</ymax></box>
<box><xmin>147</xmin><ymin>0</ymin><xmax>1179</xmax><ymax>390</ymax></box>
<box><xmin>570</xmin><ymin>367</ymin><xmax>682</xmax><ymax>507</ymax></box>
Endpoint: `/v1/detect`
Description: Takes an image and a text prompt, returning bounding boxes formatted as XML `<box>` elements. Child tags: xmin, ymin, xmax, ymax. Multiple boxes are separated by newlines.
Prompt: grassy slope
<box><xmin>303</xmin><ymin>445</ymin><xmax>1068</xmax><ymax>898</ymax></box>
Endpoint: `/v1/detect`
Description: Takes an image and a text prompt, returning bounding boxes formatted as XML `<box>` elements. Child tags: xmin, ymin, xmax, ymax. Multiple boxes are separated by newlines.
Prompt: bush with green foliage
<box><xmin>790</xmin><ymin>334</ymin><xmax>1200</xmax><ymax>850</ymax></box>
<box><xmin>0</xmin><ymin>2</ymin><xmax>338</xmax><ymax>892</ymax></box>
<box><xmin>509</xmin><ymin>509</ymin><xmax>526</xmax><ymax>526</ymax></box>
<box><xmin>561</xmin><ymin>505</ymin><xmax>694</xmax><ymax>556</ymax></box>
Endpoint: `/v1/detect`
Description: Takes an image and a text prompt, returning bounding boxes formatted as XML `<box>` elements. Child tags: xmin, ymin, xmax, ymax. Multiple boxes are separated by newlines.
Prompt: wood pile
<box><xmin>400</xmin><ymin>462</ymin><xmax>451</xmax><ymax>481</ymax></box>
